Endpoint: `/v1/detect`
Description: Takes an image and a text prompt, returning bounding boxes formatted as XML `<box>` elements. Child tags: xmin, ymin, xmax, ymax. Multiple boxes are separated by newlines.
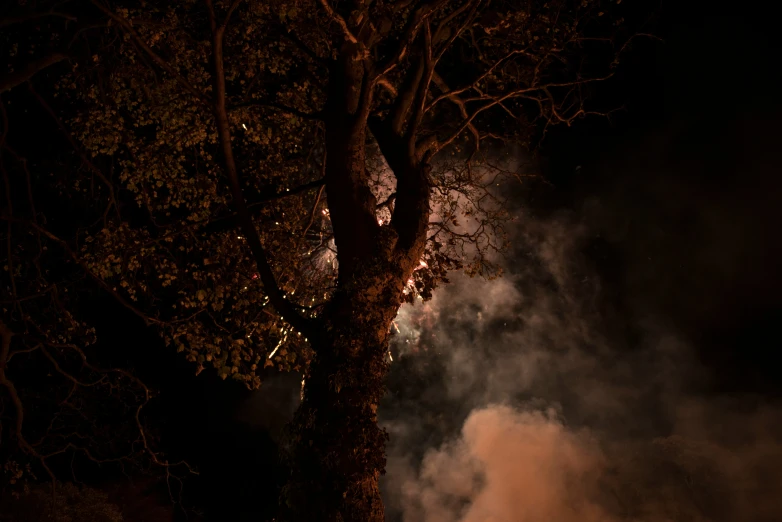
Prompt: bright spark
<box><xmin>268</xmin><ymin>340</ymin><xmax>283</xmax><ymax>359</ymax></box>
<box><xmin>242</xmin><ymin>123</ymin><xmax>248</xmax><ymax>130</ymax></box>
<box><xmin>268</xmin><ymin>330</ymin><xmax>289</xmax><ymax>359</ymax></box>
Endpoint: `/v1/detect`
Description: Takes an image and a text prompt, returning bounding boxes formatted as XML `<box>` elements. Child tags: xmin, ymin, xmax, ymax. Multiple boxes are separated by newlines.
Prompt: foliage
<box><xmin>7</xmin><ymin>0</ymin><xmax>633</xmax><ymax>384</ymax></box>
<box><xmin>0</xmin><ymin>482</ymin><xmax>124</xmax><ymax>522</ymax></box>
<box><xmin>1</xmin><ymin>0</ymin><xmax>641</xmax><ymax>518</ymax></box>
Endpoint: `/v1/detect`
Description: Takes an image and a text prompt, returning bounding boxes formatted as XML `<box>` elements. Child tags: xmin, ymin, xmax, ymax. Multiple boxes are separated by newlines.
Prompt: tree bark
<box><xmin>321</xmin><ymin>43</ymin><xmax>382</xmax><ymax>280</ymax></box>
<box><xmin>282</xmin><ymin>268</ymin><xmax>403</xmax><ymax>522</ymax></box>
<box><xmin>279</xmin><ymin>39</ymin><xmax>431</xmax><ymax>522</ymax></box>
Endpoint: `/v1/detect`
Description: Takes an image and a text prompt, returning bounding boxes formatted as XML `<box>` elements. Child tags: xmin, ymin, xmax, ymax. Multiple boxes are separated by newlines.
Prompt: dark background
<box><xmin>543</xmin><ymin>0</ymin><xmax>782</xmax><ymax>396</ymax></box>
<box><xmin>4</xmin><ymin>0</ymin><xmax>781</xmax><ymax>520</ymax></box>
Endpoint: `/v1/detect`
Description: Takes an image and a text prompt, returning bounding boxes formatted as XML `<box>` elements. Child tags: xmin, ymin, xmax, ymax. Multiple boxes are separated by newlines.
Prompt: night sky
<box><xmin>538</xmin><ymin>5</ymin><xmax>782</xmax><ymax>395</ymax></box>
<box><xmin>2</xmin><ymin>0</ymin><xmax>781</xmax><ymax>520</ymax></box>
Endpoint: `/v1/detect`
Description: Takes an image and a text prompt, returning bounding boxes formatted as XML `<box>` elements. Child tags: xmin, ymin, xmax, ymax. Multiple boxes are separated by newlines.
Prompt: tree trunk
<box><xmin>281</xmin><ymin>272</ymin><xmax>401</xmax><ymax>522</ymax></box>
<box><xmin>278</xmin><ymin>42</ymin><xmax>426</xmax><ymax>521</ymax></box>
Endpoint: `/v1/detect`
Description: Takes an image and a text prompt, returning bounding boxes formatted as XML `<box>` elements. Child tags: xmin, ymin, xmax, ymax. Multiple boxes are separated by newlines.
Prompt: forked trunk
<box><xmin>282</xmin><ymin>280</ymin><xmax>400</xmax><ymax>522</ymax></box>
<box><xmin>279</xmin><ymin>45</ymin><xmax>426</xmax><ymax>519</ymax></box>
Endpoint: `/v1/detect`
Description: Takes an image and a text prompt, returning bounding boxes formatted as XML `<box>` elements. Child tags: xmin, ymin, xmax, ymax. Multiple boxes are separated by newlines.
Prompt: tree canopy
<box><xmin>2</xmin><ymin>0</ymin><xmax>640</xmax><ymax>519</ymax></box>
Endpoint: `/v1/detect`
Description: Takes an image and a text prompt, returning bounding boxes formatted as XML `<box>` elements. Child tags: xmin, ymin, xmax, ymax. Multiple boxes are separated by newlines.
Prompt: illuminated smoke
<box><xmin>399</xmin><ymin>405</ymin><xmax>609</xmax><ymax>522</ymax></box>
<box><xmin>382</xmin><ymin>206</ymin><xmax>782</xmax><ymax>522</ymax></box>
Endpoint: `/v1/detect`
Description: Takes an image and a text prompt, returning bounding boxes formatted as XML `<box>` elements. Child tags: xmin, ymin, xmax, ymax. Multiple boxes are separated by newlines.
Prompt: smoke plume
<box><xmin>380</xmin><ymin>176</ymin><xmax>782</xmax><ymax>522</ymax></box>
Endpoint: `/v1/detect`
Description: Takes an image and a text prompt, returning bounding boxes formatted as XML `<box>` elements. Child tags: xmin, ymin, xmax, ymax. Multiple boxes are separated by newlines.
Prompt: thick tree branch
<box><xmin>389</xmin><ymin>59</ymin><xmax>425</xmax><ymax>135</ymax></box>
<box><xmin>317</xmin><ymin>0</ymin><xmax>359</xmax><ymax>44</ymax></box>
<box><xmin>369</xmin><ymin>117</ymin><xmax>430</xmax><ymax>258</ymax></box>
<box><xmin>376</xmin><ymin>76</ymin><xmax>398</xmax><ymax>96</ymax></box>
<box><xmin>383</xmin><ymin>0</ymin><xmax>475</xmax><ymax>137</ymax></box>
<box><xmin>205</xmin><ymin>0</ymin><xmax>316</xmax><ymax>340</ymax></box>
<box><xmin>378</xmin><ymin>0</ymin><xmax>449</xmax><ymax>76</ymax></box>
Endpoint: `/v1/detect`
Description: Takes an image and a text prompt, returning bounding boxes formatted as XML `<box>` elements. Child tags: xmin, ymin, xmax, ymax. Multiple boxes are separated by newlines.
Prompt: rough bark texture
<box><xmin>281</xmin><ymin>53</ymin><xmax>420</xmax><ymax>516</ymax></box>
<box><xmin>283</xmin><ymin>263</ymin><xmax>405</xmax><ymax>522</ymax></box>
<box><xmin>281</xmin><ymin>41</ymin><xmax>428</xmax><ymax>516</ymax></box>
<box><xmin>322</xmin><ymin>43</ymin><xmax>383</xmax><ymax>279</ymax></box>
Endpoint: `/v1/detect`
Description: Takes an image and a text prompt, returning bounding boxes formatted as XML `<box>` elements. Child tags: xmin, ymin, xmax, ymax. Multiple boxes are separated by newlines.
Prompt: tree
<box><xmin>1</xmin><ymin>0</ymin><xmax>639</xmax><ymax>520</ymax></box>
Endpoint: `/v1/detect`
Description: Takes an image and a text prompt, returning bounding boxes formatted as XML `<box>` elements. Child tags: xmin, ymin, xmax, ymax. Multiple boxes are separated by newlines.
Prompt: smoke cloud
<box><xmin>400</xmin><ymin>405</ymin><xmax>609</xmax><ymax>522</ymax></box>
<box><xmin>380</xmin><ymin>179</ymin><xmax>782</xmax><ymax>522</ymax></box>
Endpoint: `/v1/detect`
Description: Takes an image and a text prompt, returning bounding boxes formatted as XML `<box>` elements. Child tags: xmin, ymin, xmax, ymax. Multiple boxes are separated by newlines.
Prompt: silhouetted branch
<box><xmin>0</xmin><ymin>52</ymin><xmax>70</xmax><ymax>93</ymax></box>
<box><xmin>89</xmin><ymin>0</ymin><xmax>210</xmax><ymax>106</ymax></box>
<box><xmin>205</xmin><ymin>0</ymin><xmax>318</xmax><ymax>341</ymax></box>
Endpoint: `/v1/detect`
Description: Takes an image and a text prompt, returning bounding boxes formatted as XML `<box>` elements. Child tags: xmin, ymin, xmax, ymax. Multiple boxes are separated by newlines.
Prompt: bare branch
<box><xmin>428</xmin><ymin>73</ymin><xmax>480</xmax><ymax>153</ymax></box>
<box><xmin>433</xmin><ymin>73</ymin><xmax>614</xmax><ymax>154</ymax></box>
<box><xmin>27</xmin><ymin>83</ymin><xmax>121</xmax><ymax>220</ymax></box>
<box><xmin>426</xmin><ymin>49</ymin><xmax>528</xmax><ymax>111</ymax></box>
<box><xmin>0</xmin><ymin>216</ymin><xmax>164</xmax><ymax>327</ymax></box>
<box><xmin>432</xmin><ymin>0</ymin><xmax>482</xmax><ymax>61</ymax></box>
<box><xmin>301</xmin><ymin>185</ymin><xmax>326</xmax><ymax>241</ymax></box>
<box><xmin>223</xmin><ymin>0</ymin><xmax>244</xmax><ymax>26</ymax></box>
<box><xmin>0</xmin><ymin>52</ymin><xmax>69</xmax><ymax>93</ymax></box>
<box><xmin>376</xmin><ymin>76</ymin><xmax>398</xmax><ymax>96</ymax></box>
<box><xmin>0</xmin><ymin>10</ymin><xmax>78</xmax><ymax>28</ymax></box>
<box><xmin>0</xmin><ymin>322</ymin><xmax>57</xmax><ymax>483</ymax></box>
<box><xmin>407</xmin><ymin>21</ymin><xmax>434</xmax><ymax>141</ymax></box>
<box><xmin>40</xmin><ymin>346</ymin><xmax>105</xmax><ymax>388</ymax></box>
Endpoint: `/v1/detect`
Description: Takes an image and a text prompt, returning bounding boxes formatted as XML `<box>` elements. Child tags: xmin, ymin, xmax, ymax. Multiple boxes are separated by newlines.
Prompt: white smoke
<box><xmin>381</xmin><ymin>204</ymin><xmax>782</xmax><ymax>522</ymax></box>
<box><xmin>402</xmin><ymin>405</ymin><xmax>609</xmax><ymax>522</ymax></box>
